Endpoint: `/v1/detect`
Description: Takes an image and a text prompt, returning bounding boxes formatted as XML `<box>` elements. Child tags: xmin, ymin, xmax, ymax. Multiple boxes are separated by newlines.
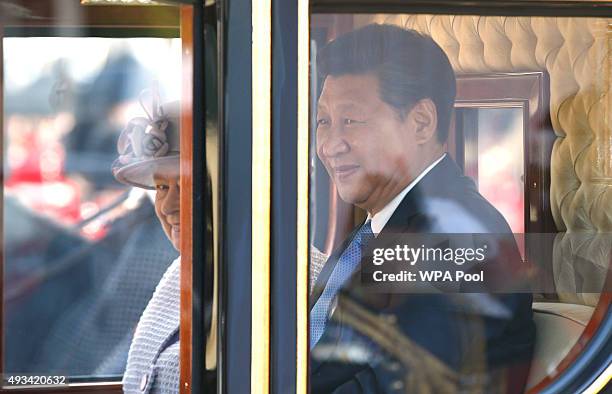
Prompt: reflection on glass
<box><xmin>477</xmin><ymin>108</ymin><xmax>525</xmax><ymax>234</ymax></box>
<box><xmin>308</xmin><ymin>13</ymin><xmax>609</xmax><ymax>394</ymax></box>
<box><xmin>309</xmin><ymin>21</ymin><xmax>534</xmax><ymax>393</ymax></box>
<box><xmin>3</xmin><ymin>37</ymin><xmax>181</xmax><ymax>379</ymax></box>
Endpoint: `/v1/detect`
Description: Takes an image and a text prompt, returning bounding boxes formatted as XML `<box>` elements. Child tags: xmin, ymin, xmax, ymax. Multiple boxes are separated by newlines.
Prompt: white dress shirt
<box><xmin>368</xmin><ymin>153</ymin><xmax>446</xmax><ymax>235</ymax></box>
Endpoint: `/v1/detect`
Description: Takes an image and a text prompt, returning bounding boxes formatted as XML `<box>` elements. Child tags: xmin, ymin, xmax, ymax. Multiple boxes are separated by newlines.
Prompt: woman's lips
<box><xmin>334</xmin><ymin>165</ymin><xmax>359</xmax><ymax>180</ymax></box>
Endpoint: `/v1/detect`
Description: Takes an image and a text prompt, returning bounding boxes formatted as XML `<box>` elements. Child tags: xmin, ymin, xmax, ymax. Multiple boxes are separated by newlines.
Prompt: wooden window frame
<box><xmin>0</xmin><ymin>1</ymin><xmax>202</xmax><ymax>393</ymax></box>
<box><xmin>451</xmin><ymin>72</ymin><xmax>556</xmax><ymax>235</ymax></box>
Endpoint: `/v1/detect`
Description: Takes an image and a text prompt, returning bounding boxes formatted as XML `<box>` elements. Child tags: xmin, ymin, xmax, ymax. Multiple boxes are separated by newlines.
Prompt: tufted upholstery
<box><xmin>552</xmin><ymin>232</ymin><xmax>609</xmax><ymax>306</ymax></box>
<box><xmin>354</xmin><ymin>15</ymin><xmax>612</xmax><ymax>233</ymax></box>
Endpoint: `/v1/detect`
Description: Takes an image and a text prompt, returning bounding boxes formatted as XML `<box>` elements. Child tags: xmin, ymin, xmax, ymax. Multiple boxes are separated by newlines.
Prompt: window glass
<box><xmin>464</xmin><ymin>107</ymin><xmax>525</xmax><ymax>234</ymax></box>
<box><xmin>1</xmin><ymin>2</ymin><xmax>196</xmax><ymax>386</ymax></box>
<box><xmin>309</xmin><ymin>14</ymin><xmax>610</xmax><ymax>393</ymax></box>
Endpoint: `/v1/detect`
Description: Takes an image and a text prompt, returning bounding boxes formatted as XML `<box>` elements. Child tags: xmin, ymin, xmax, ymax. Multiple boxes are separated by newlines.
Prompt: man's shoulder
<box><xmin>429</xmin><ymin>185</ymin><xmax>511</xmax><ymax>234</ymax></box>
<box><xmin>411</xmin><ymin>158</ymin><xmax>512</xmax><ymax>234</ymax></box>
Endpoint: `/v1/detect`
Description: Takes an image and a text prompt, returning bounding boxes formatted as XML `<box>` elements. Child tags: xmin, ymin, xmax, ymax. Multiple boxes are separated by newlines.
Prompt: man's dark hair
<box><xmin>318</xmin><ymin>24</ymin><xmax>456</xmax><ymax>143</ymax></box>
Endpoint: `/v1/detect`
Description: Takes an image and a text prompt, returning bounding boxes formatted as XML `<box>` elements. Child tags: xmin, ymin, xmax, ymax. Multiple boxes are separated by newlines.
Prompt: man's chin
<box><xmin>336</xmin><ymin>187</ymin><xmax>365</xmax><ymax>206</ymax></box>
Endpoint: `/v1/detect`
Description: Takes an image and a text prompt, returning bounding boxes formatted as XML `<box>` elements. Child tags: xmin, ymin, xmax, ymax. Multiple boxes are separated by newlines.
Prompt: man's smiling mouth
<box><xmin>333</xmin><ymin>165</ymin><xmax>360</xmax><ymax>180</ymax></box>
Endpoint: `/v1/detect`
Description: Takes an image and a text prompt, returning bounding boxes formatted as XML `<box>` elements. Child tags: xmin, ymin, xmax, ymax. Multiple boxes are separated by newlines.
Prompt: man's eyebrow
<box><xmin>317</xmin><ymin>101</ymin><xmax>366</xmax><ymax>114</ymax></box>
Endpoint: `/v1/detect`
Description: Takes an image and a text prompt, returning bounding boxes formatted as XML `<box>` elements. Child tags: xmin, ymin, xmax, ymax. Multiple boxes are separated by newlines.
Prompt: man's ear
<box><xmin>409</xmin><ymin>98</ymin><xmax>438</xmax><ymax>144</ymax></box>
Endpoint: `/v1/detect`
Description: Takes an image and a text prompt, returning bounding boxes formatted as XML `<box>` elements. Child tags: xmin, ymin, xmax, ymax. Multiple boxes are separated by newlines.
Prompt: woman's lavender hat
<box><xmin>112</xmin><ymin>91</ymin><xmax>180</xmax><ymax>190</ymax></box>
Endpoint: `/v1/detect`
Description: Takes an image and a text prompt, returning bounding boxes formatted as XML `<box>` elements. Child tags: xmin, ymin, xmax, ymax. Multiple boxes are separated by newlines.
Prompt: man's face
<box><xmin>316</xmin><ymin>74</ymin><xmax>421</xmax><ymax>214</ymax></box>
<box><xmin>154</xmin><ymin>171</ymin><xmax>180</xmax><ymax>251</ymax></box>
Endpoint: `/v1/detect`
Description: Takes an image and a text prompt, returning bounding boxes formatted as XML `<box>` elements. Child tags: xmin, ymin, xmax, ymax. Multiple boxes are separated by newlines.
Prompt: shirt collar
<box><xmin>367</xmin><ymin>153</ymin><xmax>446</xmax><ymax>235</ymax></box>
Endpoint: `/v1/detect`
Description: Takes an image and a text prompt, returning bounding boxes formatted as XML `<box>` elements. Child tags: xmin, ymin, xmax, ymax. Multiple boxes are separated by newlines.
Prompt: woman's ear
<box><xmin>410</xmin><ymin>98</ymin><xmax>438</xmax><ymax>144</ymax></box>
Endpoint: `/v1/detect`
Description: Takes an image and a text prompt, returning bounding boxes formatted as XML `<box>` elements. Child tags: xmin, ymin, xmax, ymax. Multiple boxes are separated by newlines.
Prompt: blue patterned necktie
<box><xmin>310</xmin><ymin>221</ymin><xmax>374</xmax><ymax>349</ymax></box>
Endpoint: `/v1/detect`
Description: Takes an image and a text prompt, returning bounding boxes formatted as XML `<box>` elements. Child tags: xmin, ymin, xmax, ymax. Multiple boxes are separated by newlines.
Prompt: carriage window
<box><xmin>308</xmin><ymin>13</ymin><xmax>610</xmax><ymax>393</ymax></box>
<box><xmin>1</xmin><ymin>1</ymin><xmax>206</xmax><ymax>389</ymax></box>
<box><xmin>456</xmin><ymin>107</ymin><xmax>525</xmax><ymax>233</ymax></box>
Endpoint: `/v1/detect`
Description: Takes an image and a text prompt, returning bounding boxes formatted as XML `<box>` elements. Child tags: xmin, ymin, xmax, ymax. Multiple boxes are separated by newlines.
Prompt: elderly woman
<box><xmin>112</xmin><ymin>93</ymin><xmax>325</xmax><ymax>393</ymax></box>
<box><xmin>112</xmin><ymin>96</ymin><xmax>187</xmax><ymax>394</ymax></box>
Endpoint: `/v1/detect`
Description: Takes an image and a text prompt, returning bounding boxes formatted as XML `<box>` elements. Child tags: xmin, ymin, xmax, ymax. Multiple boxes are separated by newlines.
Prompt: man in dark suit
<box><xmin>310</xmin><ymin>24</ymin><xmax>535</xmax><ymax>393</ymax></box>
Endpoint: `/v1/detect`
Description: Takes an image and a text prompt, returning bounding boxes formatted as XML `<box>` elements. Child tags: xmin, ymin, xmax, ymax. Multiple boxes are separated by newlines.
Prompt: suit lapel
<box><xmin>380</xmin><ymin>155</ymin><xmax>460</xmax><ymax>235</ymax></box>
<box><xmin>311</xmin><ymin>156</ymin><xmax>458</xmax><ymax>304</ymax></box>
<box><xmin>310</xmin><ymin>157</ymin><xmax>463</xmax><ymax>374</ymax></box>
<box><xmin>343</xmin><ymin>156</ymin><xmax>461</xmax><ymax>291</ymax></box>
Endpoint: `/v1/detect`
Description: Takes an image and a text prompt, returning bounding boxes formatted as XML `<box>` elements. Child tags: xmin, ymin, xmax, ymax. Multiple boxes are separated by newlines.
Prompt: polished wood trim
<box><xmin>251</xmin><ymin>0</ymin><xmax>272</xmax><ymax>392</ymax></box>
<box><xmin>296</xmin><ymin>1</ymin><xmax>310</xmax><ymax>393</ymax></box>
<box><xmin>527</xmin><ymin>269</ymin><xmax>611</xmax><ymax>392</ymax></box>
<box><xmin>179</xmin><ymin>5</ymin><xmax>194</xmax><ymax>394</ymax></box>
<box><xmin>2</xmin><ymin>0</ymin><xmax>179</xmax><ymax>28</ymax></box>
<box><xmin>454</xmin><ymin>72</ymin><xmax>556</xmax><ymax>235</ymax></box>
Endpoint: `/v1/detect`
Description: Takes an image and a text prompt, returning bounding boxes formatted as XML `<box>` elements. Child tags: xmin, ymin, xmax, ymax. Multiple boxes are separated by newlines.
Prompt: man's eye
<box><xmin>317</xmin><ymin>118</ymin><xmax>329</xmax><ymax>127</ymax></box>
<box><xmin>156</xmin><ymin>184</ymin><xmax>169</xmax><ymax>192</ymax></box>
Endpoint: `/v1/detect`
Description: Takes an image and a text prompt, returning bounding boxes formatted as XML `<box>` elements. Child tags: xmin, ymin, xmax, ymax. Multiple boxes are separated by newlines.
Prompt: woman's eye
<box><xmin>317</xmin><ymin>118</ymin><xmax>329</xmax><ymax>127</ymax></box>
<box><xmin>156</xmin><ymin>184</ymin><xmax>169</xmax><ymax>192</ymax></box>
<box><xmin>344</xmin><ymin>118</ymin><xmax>363</xmax><ymax>126</ymax></box>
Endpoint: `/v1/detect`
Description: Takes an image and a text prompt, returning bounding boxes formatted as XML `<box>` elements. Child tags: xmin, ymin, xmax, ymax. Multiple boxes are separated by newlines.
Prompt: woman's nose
<box><xmin>161</xmin><ymin>184</ymin><xmax>180</xmax><ymax>216</ymax></box>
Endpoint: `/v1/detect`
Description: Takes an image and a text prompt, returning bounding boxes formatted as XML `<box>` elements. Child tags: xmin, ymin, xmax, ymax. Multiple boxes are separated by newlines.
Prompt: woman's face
<box><xmin>153</xmin><ymin>172</ymin><xmax>181</xmax><ymax>251</ymax></box>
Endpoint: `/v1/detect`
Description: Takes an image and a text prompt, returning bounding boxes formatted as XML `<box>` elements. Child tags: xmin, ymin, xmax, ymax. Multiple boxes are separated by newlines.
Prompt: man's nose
<box><xmin>161</xmin><ymin>184</ymin><xmax>180</xmax><ymax>216</ymax></box>
<box><xmin>318</xmin><ymin>125</ymin><xmax>349</xmax><ymax>159</ymax></box>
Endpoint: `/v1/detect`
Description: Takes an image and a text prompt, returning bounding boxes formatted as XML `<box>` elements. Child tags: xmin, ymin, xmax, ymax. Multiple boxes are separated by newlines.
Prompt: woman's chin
<box><xmin>170</xmin><ymin>226</ymin><xmax>181</xmax><ymax>251</ymax></box>
<box><xmin>171</xmin><ymin>237</ymin><xmax>181</xmax><ymax>251</ymax></box>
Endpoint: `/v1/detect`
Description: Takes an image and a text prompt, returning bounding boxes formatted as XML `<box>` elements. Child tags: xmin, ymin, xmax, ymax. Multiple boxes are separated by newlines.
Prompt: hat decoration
<box><xmin>116</xmin><ymin>89</ymin><xmax>171</xmax><ymax>165</ymax></box>
<box><xmin>112</xmin><ymin>88</ymin><xmax>180</xmax><ymax>190</ymax></box>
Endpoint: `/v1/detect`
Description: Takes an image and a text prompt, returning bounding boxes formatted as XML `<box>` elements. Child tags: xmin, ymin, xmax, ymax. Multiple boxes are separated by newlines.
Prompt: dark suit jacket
<box><xmin>310</xmin><ymin>156</ymin><xmax>535</xmax><ymax>393</ymax></box>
